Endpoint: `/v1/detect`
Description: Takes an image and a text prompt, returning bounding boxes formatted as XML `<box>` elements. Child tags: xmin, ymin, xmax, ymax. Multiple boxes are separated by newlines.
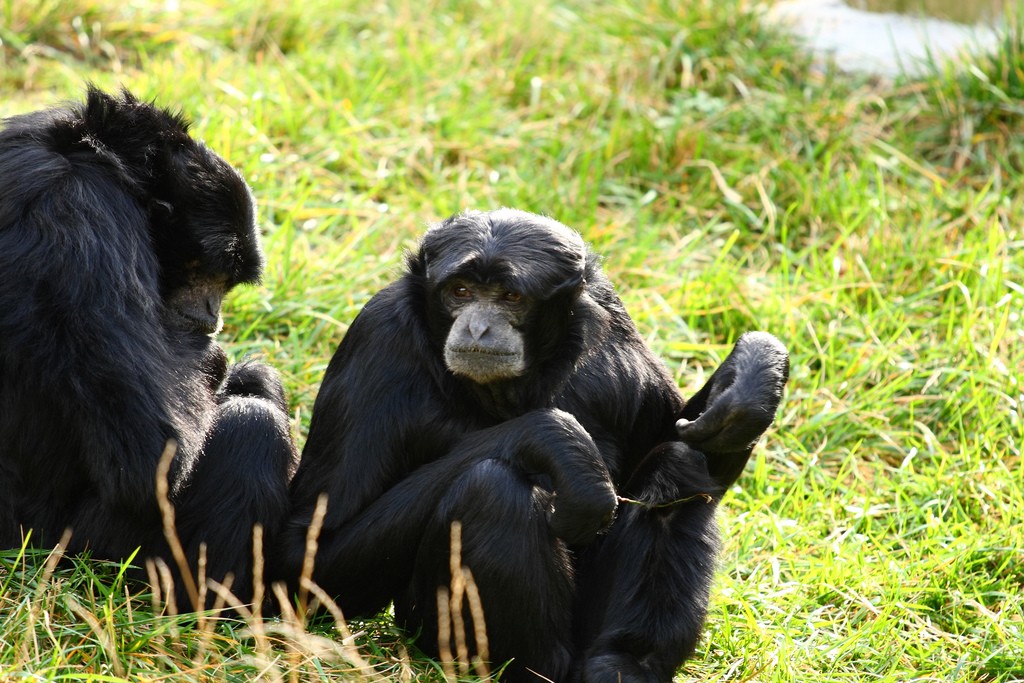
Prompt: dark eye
<box><xmin>503</xmin><ymin>291</ymin><xmax>523</xmax><ymax>303</ymax></box>
<box><xmin>451</xmin><ymin>284</ymin><xmax>472</xmax><ymax>299</ymax></box>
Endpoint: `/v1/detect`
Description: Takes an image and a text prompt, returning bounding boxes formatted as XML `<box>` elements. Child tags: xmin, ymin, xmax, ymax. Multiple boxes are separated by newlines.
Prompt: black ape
<box><xmin>283</xmin><ymin>209</ymin><xmax>788</xmax><ymax>683</ymax></box>
<box><xmin>0</xmin><ymin>87</ymin><xmax>297</xmax><ymax>610</ymax></box>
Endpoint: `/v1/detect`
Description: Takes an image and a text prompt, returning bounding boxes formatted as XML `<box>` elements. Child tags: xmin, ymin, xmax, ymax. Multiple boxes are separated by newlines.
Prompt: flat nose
<box><xmin>467</xmin><ymin>309</ymin><xmax>490</xmax><ymax>341</ymax></box>
<box><xmin>206</xmin><ymin>287</ymin><xmax>225</xmax><ymax>318</ymax></box>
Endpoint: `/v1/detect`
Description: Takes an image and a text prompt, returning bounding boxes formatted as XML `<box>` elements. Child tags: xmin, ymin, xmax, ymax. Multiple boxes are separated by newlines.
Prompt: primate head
<box><xmin>413</xmin><ymin>209</ymin><xmax>590</xmax><ymax>384</ymax></box>
<box><xmin>72</xmin><ymin>87</ymin><xmax>264</xmax><ymax>335</ymax></box>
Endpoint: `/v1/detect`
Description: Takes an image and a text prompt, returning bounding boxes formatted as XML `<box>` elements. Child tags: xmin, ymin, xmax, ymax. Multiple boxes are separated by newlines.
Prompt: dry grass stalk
<box><xmin>297</xmin><ymin>493</ymin><xmax>329</xmax><ymax>616</ymax></box>
<box><xmin>154</xmin><ymin>438</ymin><xmax>199</xmax><ymax>610</ymax></box>
<box><xmin>437</xmin><ymin>521</ymin><xmax>491</xmax><ymax>681</ymax></box>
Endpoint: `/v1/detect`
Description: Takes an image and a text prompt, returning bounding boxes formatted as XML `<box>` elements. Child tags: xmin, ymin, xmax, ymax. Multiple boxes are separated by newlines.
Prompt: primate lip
<box><xmin>165</xmin><ymin>308</ymin><xmax>223</xmax><ymax>335</ymax></box>
<box><xmin>449</xmin><ymin>346</ymin><xmax>516</xmax><ymax>357</ymax></box>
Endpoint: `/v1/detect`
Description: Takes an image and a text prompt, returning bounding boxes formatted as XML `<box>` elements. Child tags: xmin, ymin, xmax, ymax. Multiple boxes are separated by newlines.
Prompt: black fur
<box><xmin>281</xmin><ymin>209</ymin><xmax>788</xmax><ymax>682</ymax></box>
<box><xmin>0</xmin><ymin>87</ymin><xmax>298</xmax><ymax>610</ymax></box>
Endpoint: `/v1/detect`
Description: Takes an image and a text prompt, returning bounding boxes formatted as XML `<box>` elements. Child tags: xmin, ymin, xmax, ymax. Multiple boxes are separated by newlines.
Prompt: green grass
<box><xmin>1</xmin><ymin>0</ymin><xmax>1022</xmax><ymax>680</ymax></box>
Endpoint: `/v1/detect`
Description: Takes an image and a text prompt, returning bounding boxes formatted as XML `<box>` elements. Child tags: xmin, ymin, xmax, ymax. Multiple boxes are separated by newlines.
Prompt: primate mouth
<box><xmin>165</xmin><ymin>307</ymin><xmax>223</xmax><ymax>335</ymax></box>
<box><xmin>449</xmin><ymin>347</ymin><xmax>517</xmax><ymax>357</ymax></box>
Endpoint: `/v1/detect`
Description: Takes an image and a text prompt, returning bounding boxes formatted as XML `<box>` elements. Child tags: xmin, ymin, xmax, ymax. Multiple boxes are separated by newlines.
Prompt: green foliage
<box><xmin>1</xmin><ymin>0</ymin><xmax>1022</xmax><ymax>681</ymax></box>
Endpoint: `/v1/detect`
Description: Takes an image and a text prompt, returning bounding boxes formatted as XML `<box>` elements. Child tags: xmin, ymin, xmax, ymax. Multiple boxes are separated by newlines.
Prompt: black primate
<box><xmin>283</xmin><ymin>209</ymin><xmax>788</xmax><ymax>683</ymax></box>
<box><xmin>0</xmin><ymin>87</ymin><xmax>298</xmax><ymax>609</ymax></box>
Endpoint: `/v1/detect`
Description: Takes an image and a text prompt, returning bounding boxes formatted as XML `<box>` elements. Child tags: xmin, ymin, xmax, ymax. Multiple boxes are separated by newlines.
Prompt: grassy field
<box><xmin>1</xmin><ymin>0</ymin><xmax>1022</xmax><ymax>681</ymax></box>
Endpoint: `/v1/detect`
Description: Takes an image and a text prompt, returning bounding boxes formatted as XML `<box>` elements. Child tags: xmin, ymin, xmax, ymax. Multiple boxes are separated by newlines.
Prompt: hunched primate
<box><xmin>0</xmin><ymin>87</ymin><xmax>298</xmax><ymax>610</ymax></box>
<box><xmin>281</xmin><ymin>208</ymin><xmax>788</xmax><ymax>683</ymax></box>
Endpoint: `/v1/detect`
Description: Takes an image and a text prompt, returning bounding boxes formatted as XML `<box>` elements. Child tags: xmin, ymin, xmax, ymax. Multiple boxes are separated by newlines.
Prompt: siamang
<box><xmin>282</xmin><ymin>208</ymin><xmax>788</xmax><ymax>683</ymax></box>
<box><xmin>0</xmin><ymin>87</ymin><xmax>298</xmax><ymax>610</ymax></box>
